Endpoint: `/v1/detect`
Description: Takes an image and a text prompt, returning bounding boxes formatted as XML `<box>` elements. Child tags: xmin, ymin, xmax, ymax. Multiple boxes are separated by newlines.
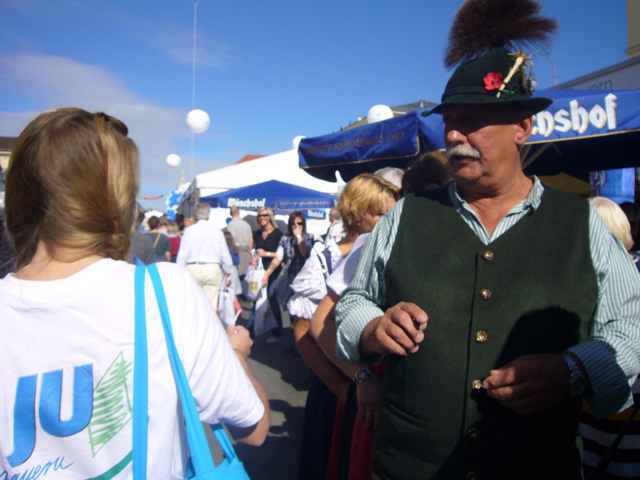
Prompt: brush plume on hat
<box><xmin>427</xmin><ymin>0</ymin><xmax>558</xmax><ymax>115</ymax></box>
<box><xmin>444</xmin><ymin>0</ymin><xmax>558</xmax><ymax>69</ymax></box>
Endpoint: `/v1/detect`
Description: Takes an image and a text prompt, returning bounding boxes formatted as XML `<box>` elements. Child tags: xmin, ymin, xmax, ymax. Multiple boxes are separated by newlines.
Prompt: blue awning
<box><xmin>298</xmin><ymin>88</ymin><xmax>640</xmax><ymax>181</ymax></box>
<box><xmin>200</xmin><ymin>180</ymin><xmax>336</xmax><ymax>216</ymax></box>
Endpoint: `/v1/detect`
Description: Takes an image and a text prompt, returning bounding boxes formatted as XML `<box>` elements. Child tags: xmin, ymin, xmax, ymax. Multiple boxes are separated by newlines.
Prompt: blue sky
<box><xmin>0</xmin><ymin>0</ymin><xmax>630</xmax><ymax>211</ymax></box>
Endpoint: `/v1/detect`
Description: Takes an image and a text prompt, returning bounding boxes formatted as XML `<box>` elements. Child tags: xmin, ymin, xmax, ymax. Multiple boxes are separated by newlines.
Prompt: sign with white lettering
<box><xmin>200</xmin><ymin>180</ymin><xmax>336</xmax><ymax>214</ymax></box>
<box><xmin>299</xmin><ymin>88</ymin><xmax>640</xmax><ymax>180</ymax></box>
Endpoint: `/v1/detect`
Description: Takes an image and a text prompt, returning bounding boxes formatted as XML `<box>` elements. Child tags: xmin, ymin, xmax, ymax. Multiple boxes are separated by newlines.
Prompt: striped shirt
<box><xmin>335</xmin><ymin>177</ymin><xmax>640</xmax><ymax>418</ymax></box>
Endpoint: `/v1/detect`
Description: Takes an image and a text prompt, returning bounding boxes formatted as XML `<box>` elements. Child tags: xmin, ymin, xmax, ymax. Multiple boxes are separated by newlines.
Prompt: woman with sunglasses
<box><xmin>252</xmin><ymin>207</ymin><xmax>284</xmax><ymax>341</ymax></box>
<box><xmin>262</xmin><ymin>211</ymin><xmax>313</xmax><ymax>343</ymax></box>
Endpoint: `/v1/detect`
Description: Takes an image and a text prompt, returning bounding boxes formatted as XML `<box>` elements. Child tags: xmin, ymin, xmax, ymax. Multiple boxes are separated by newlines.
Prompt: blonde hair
<box><xmin>256</xmin><ymin>207</ymin><xmax>278</xmax><ymax>230</ymax></box>
<box><xmin>589</xmin><ymin>196</ymin><xmax>634</xmax><ymax>251</ymax></box>
<box><xmin>339</xmin><ymin>173</ymin><xmax>400</xmax><ymax>232</ymax></box>
<box><xmin>5</xmin><ymin>108</ymin><xmax>139</xmax><ymax>269</ymax></box>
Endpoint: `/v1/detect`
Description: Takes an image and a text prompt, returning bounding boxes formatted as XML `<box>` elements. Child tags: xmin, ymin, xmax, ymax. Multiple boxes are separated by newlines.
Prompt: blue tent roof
<box><xmin>298</xmin><ymin>88</ymin><xmax>640</xmax><ymax>181</ymax></box>
<box><xmin>199</xmin><ymin>180</ymin><xmax>336</xmax><ymax>215</ymax></box>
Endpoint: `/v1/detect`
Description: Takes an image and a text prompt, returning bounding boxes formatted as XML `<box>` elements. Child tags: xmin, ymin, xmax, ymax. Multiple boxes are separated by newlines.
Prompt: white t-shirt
<box><xmin>0</xmin><ymin>259</ymin><xmax>263</xmax><ymax>479</ymax></box>
<box><xmin>326</xmin><ymin>233</ymin><xmax>370</xmax><ymax>297</ymax></box>
<box><xmin>286</xmin><ymin>240</ymin><xmax>344</xmax><ymax>320</ymax></box>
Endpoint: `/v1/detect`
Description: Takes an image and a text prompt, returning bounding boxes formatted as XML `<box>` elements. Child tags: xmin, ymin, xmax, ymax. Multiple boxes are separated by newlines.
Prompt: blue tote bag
<box><xmin>133</xmin><ymin>263</ymin><xmax>251</xmax><ymax>479</ymax></box>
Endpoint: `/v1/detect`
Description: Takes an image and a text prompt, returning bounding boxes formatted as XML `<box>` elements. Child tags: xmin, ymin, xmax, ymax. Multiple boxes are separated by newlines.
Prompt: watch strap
<box><xmin>354</xmin><ymin>367</ymin><xmax>373</xmax><ymax>384</ymax></box>
<box><xmin>560</xmin><ymin>352</ymin><xmax>586</xmax><ymax>398</ymax></box>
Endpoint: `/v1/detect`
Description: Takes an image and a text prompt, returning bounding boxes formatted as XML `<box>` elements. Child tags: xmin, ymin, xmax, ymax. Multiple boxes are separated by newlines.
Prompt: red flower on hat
<box><xmin>484</xmin><ymin>72</ymin><xmax>503</xmax><ymax>91</ymax></box>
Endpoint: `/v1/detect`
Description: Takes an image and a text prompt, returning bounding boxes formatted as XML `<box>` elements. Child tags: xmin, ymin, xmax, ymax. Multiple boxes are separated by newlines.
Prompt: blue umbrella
<box><xmin>298</xmin><ymin>89</ymin><xmax>640</xmax><ymax>181</ymax></box>
<box><xmin>199</xmin><ymin>180</ymin><xmax>336</xmax><ymax>217</ymax></box>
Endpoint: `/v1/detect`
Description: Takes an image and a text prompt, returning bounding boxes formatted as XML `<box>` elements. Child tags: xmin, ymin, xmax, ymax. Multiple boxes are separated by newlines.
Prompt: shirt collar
<box><xmin>448</xmin><ymin>176</ymin><xmax>544</xmax><ymax>212</ymax></box>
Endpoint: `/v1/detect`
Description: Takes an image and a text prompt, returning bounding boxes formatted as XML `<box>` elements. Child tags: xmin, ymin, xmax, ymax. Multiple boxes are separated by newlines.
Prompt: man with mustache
<box><xmin>333</xmin><ymin>4</ymin><xmax>640</xmax><ymax>479</ymax></box>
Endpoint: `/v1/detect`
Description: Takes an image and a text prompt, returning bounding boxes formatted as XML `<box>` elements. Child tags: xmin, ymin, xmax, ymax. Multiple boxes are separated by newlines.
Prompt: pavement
<box><xmin>206</xmin><ymin>299</ymin><xmax>311</xmax><ymax>480</ymax></box>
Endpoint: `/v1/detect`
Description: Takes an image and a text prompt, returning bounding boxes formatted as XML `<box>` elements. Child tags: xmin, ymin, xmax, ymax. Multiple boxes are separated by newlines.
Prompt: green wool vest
<box><xmin>374</xmin><ymin>186</ymin><xmax>598</xmax><ymax>480</ymax></box>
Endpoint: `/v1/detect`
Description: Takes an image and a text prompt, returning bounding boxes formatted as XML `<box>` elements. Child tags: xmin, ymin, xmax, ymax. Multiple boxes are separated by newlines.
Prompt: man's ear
<box><xmin>515</xmin><ymin>115</ymin><xmax>533</xmax><ymax>146</ymax></box>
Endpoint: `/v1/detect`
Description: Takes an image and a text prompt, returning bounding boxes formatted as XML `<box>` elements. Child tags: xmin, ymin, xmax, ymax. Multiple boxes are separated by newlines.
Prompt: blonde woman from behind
<box><xmin>0</xmin><ymin>108</ymin><xmax>269</xmax><ymax>479</ymax></box>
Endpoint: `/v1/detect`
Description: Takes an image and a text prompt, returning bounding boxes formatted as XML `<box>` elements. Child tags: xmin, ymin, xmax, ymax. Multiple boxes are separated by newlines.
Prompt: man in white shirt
<box><xmin>177</xmin><ymin>203</ymin><xmax>234</xmax><ymax>310</ymax></box>
<box><xmin>226</xmin><ymin>205</ymin><xmax>254</xmax><ymax>278</ymax></box>
<box><xmin>324</xmin><ymin>207</ymin><xmax>345</xmax><ymax>246</ymax></box>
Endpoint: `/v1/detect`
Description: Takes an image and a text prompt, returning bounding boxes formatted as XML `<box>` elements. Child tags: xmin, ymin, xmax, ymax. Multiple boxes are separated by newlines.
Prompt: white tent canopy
<box><xmin>195</xmin><ymin>149</ymin><xmax>341</xmax><ymax>198</ymax></box>
<box><xmin>183</xmin><ymin>149</ymin><xmax>344</xmax><ymax>235</ymax></box>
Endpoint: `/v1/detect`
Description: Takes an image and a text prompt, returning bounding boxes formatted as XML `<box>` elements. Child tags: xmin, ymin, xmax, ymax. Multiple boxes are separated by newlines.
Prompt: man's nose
<box><xmin>445</xmin><ymin>126</ymin><xmax>466</xmax><ymax>145</ymax></box>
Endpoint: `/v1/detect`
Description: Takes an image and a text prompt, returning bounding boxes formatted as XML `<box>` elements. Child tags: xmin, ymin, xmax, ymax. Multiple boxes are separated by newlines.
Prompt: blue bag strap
<box><xmin>133</xmin><ymin>265</ymin><xmax>149</xmax><ymax>479</ymax></box>
<box><xmin>211</xmin><ymin>423</ymin><xmax>241</xmax><ymax>463</ymax></box>
<box><xmin>146</xmin><ymin>263</ymin><xmax>216</xmax><ymax>475</ymax></box>
<box><xmin>322</xmin><ymin>249</ymin><xmax>333</xmax><ymax>275</ymax></box>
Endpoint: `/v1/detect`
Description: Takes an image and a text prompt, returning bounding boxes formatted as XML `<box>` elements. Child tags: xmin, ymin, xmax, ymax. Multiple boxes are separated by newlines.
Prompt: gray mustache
<box><xmin>446</xmin><ymin>145</ymin><xmax>481</xmax><ymax>160</ymax></box>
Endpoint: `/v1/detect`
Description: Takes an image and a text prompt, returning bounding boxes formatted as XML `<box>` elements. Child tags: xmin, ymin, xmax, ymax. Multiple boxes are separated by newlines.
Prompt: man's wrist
<box><xmin>359</xmin><ymin>316</ymin><xmax>384</xmax><ymax>362</ymax></box>
<box><xmin>561</xmin><ymin>352</ymin><xmax>587</xmax><ymax>398</ymax></box>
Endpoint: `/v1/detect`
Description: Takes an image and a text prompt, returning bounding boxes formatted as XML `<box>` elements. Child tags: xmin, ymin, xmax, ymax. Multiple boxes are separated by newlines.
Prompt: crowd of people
<box><xmin>2</xmin><ymin>1</ymin><xmax>640</xmax><ymax>479</ymax></box>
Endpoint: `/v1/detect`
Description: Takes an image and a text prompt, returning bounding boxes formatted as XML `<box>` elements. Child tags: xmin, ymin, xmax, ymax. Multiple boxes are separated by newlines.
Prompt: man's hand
<box><xmin>360</xmin><ymin>302</ymin><xmax>428</xmax><ymax>359</ymax></box>
<box><xmin>227</xmin><ymin>325</ymin><xmax>252</xmax><ymax>360</ymax></box>
<box><xmin>356</xmin><ymin>373</ymin><xmax>382</xmax><ymax>431</ymax></box>
<box><xmin>482</xmin><ymin>354</ymin><xmax>570</xmax><ymax>415</ymax></box>
<box><xmin>256</xmin><ymin>248</ymin><xmax>267</xmax><ymax>258</ymax></box>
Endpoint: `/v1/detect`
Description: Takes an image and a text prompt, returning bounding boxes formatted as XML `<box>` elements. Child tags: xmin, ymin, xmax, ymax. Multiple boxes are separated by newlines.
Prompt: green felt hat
<box><xmin>426</xmin><ymin>47</ymin><xmax>552</xmax><ymax>115</ymax></box>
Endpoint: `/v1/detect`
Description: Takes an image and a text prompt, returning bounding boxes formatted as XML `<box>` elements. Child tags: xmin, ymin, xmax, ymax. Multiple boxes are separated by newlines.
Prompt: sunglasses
<box><xmin>257</xmin><ymin>214</ymin><xmax>269</xmax><ymax>218</ymax></box>
<box><xmin>293</xmin><ymin>221</ymin><xmax>304</xmax><ymax>226</ymax></box>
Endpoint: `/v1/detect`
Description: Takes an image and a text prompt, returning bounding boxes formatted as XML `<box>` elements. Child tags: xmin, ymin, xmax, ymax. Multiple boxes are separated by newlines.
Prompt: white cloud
<box><xmin>0</xmin><ymin>0</ymin><xmax>83</xmax><ymax>15</ymax></box>
<box><xmin>113</xmin><ymin>13</ymin><xmax>241</xmax><ymax>69</ymax></box>
<box><xmin>0</xmin><ymin>53</ymin><xmax>194</xmax><ymax>192</ymax></box>
<box><xmin>0</xmin><ymin>53</ymin><xmax>139</xmax><ymax>107</ymax></box>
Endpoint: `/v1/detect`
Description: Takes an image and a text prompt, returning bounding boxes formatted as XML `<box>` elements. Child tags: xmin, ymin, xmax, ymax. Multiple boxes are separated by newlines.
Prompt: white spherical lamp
<box><xmin>367</xmin><ymin>105</ymin><xmax>394</xmax><ymax>124</ymax></box>
<box><xmin>292</xmin><ymin>135</ymin><xmax>306</xmax><ymax>150</ymax></box>
<box><xmin>166</xmin><ymin>154</ymin><xmax>181</xmax><ymax>168</ymax></box>
<box><xmin>186</xmin><ymin>109</ymin><xmax>210</xmax><ymax>134</ymax></box>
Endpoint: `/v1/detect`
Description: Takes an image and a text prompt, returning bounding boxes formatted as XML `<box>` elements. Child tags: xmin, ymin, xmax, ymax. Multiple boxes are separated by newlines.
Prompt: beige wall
<box><xmin>0</xmin><ymin>153</ymin><xmax>9</xmax><ymax>174</ymax></box>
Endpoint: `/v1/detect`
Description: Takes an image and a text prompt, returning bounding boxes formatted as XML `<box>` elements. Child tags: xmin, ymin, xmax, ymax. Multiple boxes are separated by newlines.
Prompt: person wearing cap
<box><xmin>334</xmin><ymin>2</ymin><xmax>640</xmax><ymax>478</ymax></box>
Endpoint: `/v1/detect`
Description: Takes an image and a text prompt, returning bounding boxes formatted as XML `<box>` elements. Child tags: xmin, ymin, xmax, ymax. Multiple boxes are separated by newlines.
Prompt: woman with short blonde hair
<box><xmin>589</xmin><ymin>196</ymin><xmax>634</xmax><ymax>251</ymax></box>
<box><xmin>292</xmin><ymin>173</ymin><xmax>399</xmax><ymax>480</ymax></box>
<box><xmin>250</xmin><ymin>206</ymin><xmax>284</xmax><ymax>341</ymax></box>
<box><xmin>338</xmin><ymin>173</ymin><xmax>401</xmax><ymax>233</ymax></box>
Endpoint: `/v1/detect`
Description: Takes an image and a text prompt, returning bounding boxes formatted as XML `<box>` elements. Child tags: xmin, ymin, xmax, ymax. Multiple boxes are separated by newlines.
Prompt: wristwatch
<box><xmin>560</xmin><ymin>352</ymin><xmax>586</xmax><ymax>398</ymax></box>
<box><xmin>296</xmin><ymin>234</ymin><xmax>302</xmax><ymax>240</ymax></box>
<box><xmin>354</xmin><ymin>367</ymin><xmax>373</xmax><ymax>384</ymax></box>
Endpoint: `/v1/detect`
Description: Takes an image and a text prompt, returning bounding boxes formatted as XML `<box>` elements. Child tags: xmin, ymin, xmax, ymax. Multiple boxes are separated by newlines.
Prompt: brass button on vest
<box><xmin>476</xmin><ymin>331</ymin><xmax>488</xmax><ymax>343</ymax></box>
<box><xmin>467</xmin><ymin>428</ymin><xmax>480</xmax><ymax>442</ymax></box>
<box><xmin>472</xmin><ymin>379</ymin><xmax>483</xmax><ymax>390</ymax></box>
<box><xmin>479</xmin><ymin>288</ymin><xmax>492</xmax><ymax>299</ymax></box>
<box><xmin>482</xmin><ymin>250</ymin><xmax>494</xmax><ymax>261</ymax></box>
